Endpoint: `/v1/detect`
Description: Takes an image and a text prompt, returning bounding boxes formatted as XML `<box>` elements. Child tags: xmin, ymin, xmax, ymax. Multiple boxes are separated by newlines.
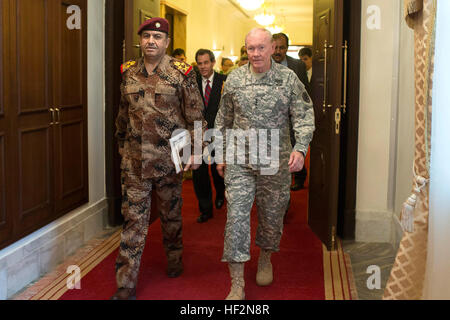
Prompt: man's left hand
<box><xmin>288</xmin><ymin>151</ymin><xmax>305</xmax><ymax>173</ymax></box>
<box><xmin>184</xmin><ymin>155</ymin><xmax>201</xmax><ymax>171</ymax></box>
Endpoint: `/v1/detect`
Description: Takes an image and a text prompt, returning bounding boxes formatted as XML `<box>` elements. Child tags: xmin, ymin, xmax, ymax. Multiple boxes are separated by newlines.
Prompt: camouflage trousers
<box><xmin>115</xmin><ymin>162</ymin><xmax>183</xmax><ymax>289</ymax></box>
<box><xmin>222</xmin><ymin>164</ymin><xmax>291</xmax><ymax>263</ymax></box>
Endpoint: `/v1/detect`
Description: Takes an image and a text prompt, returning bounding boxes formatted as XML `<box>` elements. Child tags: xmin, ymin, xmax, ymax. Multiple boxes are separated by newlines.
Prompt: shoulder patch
<box><xmin>121</xmin><ymin>60</ymin><xmax>136</xmax><ymax>74</ymax></box>
<box><xmin>302</xmin><ymin>91</ymin><xmax>311</xmax><ymax>104</ymax></box>
<box><xmin>172</xmin><ymin>60</ymin><xmax>193</xmax><ymax>76</ymax></box>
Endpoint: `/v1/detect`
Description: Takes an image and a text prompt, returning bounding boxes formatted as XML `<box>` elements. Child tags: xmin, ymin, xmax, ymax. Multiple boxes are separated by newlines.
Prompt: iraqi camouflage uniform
<box><xmin>215</xmin><ymin>59</ymin><xmax>315</xmax><ymax>263</ymax></box>
<box><xmin>115</xmin><ymin>55</ymin><xmax>207</xmax><ymax>289</ymax></box>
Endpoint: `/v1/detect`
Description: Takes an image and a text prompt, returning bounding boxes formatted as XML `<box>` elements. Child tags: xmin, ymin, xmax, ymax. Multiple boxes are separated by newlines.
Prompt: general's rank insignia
<box><xmin>173</xmin><ymin>60</ymin><xmax>193</xmax><ymax>76</ymax></box>
<box><xmin>121</xmin><ymin>60</ymin><xmax>136</xmax><ymax>74</ymax></box>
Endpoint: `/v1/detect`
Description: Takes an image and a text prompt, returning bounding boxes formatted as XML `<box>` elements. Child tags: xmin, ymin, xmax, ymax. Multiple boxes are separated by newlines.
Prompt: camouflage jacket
<box><xmin>116</xmin><ymin>55</ymin><xmax>207</xmax><ymax>179</ymax></box>
<box><xmin>214</xmin><ymin>59</ymin><xmax>315</xmax><ymax>169</ymax></box>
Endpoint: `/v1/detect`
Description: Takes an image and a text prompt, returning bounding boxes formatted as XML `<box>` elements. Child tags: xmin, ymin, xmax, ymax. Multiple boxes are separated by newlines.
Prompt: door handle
<box><xmin>323</xmin><ymin>40</ymin><xmax>333</xmax><ymax>113</ymax></box>
<box><xmin>341</xmin><ymin>40</ymin><xmax>348</xmax><ymax>114</ymax></box>
<box><xmin>55</xmin><ymin>108</ymin><xmax>61</xmax><ymax>125</ymax></box>
<box><xmin>335</xmin><ymin>108</ymin><xmax>341</xmax><ymax>135</ymax></box>
<box><xmin>49</xmin><ymin>108</ymin><xmax>55</xmax><ymax>125</ymax></box>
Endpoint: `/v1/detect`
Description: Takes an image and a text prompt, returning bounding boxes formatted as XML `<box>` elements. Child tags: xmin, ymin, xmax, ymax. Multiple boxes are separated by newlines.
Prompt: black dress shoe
<box><xmin>197</xmin><ymin>213</ymin><xmax>212</xmax><ymax>223</ymax></box>
<box><xmin>291</xmin><ymin>182</ymin><xmax>304</xmax><ymax>191</ymax></box>
<box><xmin>110</xmin><ymin>288</ymin><xmax>137</xmax><ymax>300</ymax></box>
<box><xmin>215</xmin><ymin>198</ymin><xmax>225</xmax><ymax>210</ymax></box>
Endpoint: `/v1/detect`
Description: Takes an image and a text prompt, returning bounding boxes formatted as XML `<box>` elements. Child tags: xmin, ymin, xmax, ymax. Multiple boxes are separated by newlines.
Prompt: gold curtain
<box><xmin>383</xmin><ymin>0</ymin><xmax>437</xmax><ymax>300</ymax></box>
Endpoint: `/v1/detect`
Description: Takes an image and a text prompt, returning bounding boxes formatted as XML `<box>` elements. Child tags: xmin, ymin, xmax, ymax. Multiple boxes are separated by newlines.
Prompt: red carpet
<box><xmin>58</xmin><ymin>178</ymin><xmax>325</xmax><ymax>300</ymax></box>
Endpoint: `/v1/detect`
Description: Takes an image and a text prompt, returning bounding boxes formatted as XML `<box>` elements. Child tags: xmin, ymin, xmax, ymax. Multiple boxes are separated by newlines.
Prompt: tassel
<box><xmin>401</xmin><ymin>192</ymin><xmax>417</xmax><ymax>233</ymax></box>
<box><xmin>400</xmin><ymin>173</ymin><xmax>428</xmax><ymax>233</ymax></box>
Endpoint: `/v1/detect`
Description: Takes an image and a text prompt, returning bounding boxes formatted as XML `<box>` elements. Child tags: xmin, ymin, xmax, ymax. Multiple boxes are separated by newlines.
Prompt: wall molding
<box><xmin>0</xmin><ymin>198</ymin><xmax>109</xmax><ymax>299</ymax></box>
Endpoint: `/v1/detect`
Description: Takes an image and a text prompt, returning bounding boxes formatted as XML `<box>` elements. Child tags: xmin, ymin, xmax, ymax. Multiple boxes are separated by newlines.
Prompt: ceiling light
<box><xmin>228</xmin><ymin>56</ymin><xmax>239</xmax><ymax>63</ymax></box>
<box><xmin>254</xmin><ymin>12</ymin><xmax>275</xmax><ymax>26</ymax></box>
<box><xmin>237</xmin><ymin>0</ymin><xmax>265</xmax><ymax>11</ymax></box>
<box><xmin>213</xmin><ymin>50</ymin><xmax>223</xmax><ymax>59</ymax></box>
<box><xmin>267</xmin><ymin>25</ymin><xmax>283</xmax><ymax>34</ymax></box>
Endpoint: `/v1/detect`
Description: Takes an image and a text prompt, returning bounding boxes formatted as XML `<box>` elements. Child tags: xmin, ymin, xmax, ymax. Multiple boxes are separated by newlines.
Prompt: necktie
<box><xmin>204</xmin><ymin>80</ymin><xmax>212</xmax><ymax>107</ymax></box>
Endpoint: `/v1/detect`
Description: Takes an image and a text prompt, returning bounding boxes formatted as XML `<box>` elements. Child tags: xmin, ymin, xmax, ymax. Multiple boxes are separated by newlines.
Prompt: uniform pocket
<box><xmin>124</xmin><ymin>85</ymin><xmax>144</xmax><ymax>105</ymax></box>
<box><xmin>155</xmin><ymin>84</ymin><xmax>179</xmax><ymax>108</ymax></box>
<box><xmin>155</xmin><ymin>84</ymin><xmax>177</xmax><ymax>95</ymax></box>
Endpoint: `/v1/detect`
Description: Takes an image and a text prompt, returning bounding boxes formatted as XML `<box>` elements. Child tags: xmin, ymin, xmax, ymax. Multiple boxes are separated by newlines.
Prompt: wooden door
<box><xmin>52</xmin><ymin>0</ymin><xmax>88</xmax><ymax>214</ymax></box>
<box><xmin>124</xmin><ymin>0</ymin><xmax>160</xmax><ymax>61</ymax></box>
<box><xmin>0</xmin><ymin>0</ymin><xmax>88</xmax><ymax>249</ymax></box>
<box><xmin>0</xmin><ymin>0</ymin><xmax>12</xmax><ymax>245</ymax></box>
<box><xmin>8</xmin><ymin>0</ymin><xmax>56</xmax><ymax>238</ymax></box>
<box><xmin>308</xmin><ymin>0</ymin><xmax>344</xmax><ymax>251</ymax></box>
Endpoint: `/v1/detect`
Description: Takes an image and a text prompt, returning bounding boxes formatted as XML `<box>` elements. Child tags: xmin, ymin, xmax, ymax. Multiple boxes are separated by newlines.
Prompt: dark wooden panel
<box><xmin>0</xmin><ymin>133</ymin><xmax>5</xmax><ymax>227</ymax></box>
<box><xmin>16</xmin><ymin>0</ymin><xmax>48</xmax><ymax>114</ymax></box>
<box><xmin>337</xmin><ymin>0</ymin><xmax>361</xmax><ymax>240</ymax></box>
<box><xmin>60</xmin><ymin>1</ymin><xmax>82</xmax><ymax>107</ymax></box>
<box><xmin>9</xmin><ymin>0</ymin><xmax>54</xmax><ymax>242</ymax></box>
<box><xmin>105</xmin><ymin>0</ymin><xmax>125</xmax><ymax>226</ymax></box>
<box><xmin>53</xmin><ymin>0</ymin><xmax>88</xmax><ymax>214</ymax></box>
<box><xmin>0</xmin><ymin>0</ymin><xmax>14</xmax><ymax>248</ymax></box>
<box><xmin>18</xmin><ymin>126</ymin><xmax>51</xmax><ymax>219</ymax></box>
<box><xmin>0</xmin><ymin>0</ymin><xmax>4</xmax><ymax>117</ymax></box>
<box><xmin>308</xmin><ymin>0</ymin><xmax>344</xmax><ymax>251</ymax></box>
<box><xmin>60</xmin><ymin>120</ymin><xmax>84</xmax><ymax>197</ymax></box>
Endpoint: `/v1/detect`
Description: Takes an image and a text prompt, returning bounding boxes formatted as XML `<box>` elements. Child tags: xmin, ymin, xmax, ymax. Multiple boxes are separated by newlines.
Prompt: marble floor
<box><xmin>342</xmin><ymin>241</ymin><xmax>398</xmax><ymax>300</ymax></box>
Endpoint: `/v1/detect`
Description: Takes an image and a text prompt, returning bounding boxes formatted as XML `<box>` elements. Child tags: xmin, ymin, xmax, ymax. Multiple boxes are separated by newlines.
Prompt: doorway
<box><xmin>160</xmin><ymin>1</ymin><xmax>187</xmax><ymax>56</ymax></box>
<box><xmin>104</xmin><ymin>0</ymin><xmax>362</xmax><ymax>251</ymax></box>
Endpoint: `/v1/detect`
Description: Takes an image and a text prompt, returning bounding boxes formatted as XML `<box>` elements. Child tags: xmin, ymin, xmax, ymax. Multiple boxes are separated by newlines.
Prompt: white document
<box><xmin>170</xmin><ymin>130</ymin><xmax>191</xmax><ymax>174</ymax></box>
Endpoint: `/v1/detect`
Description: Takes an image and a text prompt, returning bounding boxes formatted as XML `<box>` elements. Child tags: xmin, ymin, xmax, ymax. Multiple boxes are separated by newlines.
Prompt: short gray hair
<box><xmin>245</xmin><ymin>28</ymin><xmax>273</xmax><ymax>46</ymax></box>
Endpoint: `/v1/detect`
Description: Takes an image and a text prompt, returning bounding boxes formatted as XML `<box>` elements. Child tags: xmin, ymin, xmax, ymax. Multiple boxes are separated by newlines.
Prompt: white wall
<box><xmin>87</xmin><ymin>0</ymin><xmax>106</xmax><ymax>204</ymax></box>
<box><xmin>424</xmin><ymin>0</ymin><xmax>450</xmax><ymax>300</ymax></box>
<box><xmin>356</xmin><ymin>0</ymin><xmax>401</xmax><ymax>242</ymax></box>
<box><xmin>394</xmin><ymin>20</ymin><xmax>415</xmax><ymax>217</ymax></box>
<box><xmin>356</xmin><ymin>0</ymin><xmax>416</xmax><ymax>244</ymax></box>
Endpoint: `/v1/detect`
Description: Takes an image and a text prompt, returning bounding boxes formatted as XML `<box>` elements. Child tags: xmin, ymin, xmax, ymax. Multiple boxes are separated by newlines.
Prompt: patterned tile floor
<box><xmin>342</xmin><ymin>241</ymin><xmax>397</xmax><ymax>300</ymax></box>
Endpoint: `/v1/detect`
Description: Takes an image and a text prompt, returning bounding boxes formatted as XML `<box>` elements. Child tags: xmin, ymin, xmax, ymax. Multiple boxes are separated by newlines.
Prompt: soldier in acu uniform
<box><xmin>215</xmin><ymin>28</ymin><xmax>315</xmax><ymax>300</ymax></box>
<box><xmin>111</xmin><ymin>17</ymin><xmax>207</xmax><ymax>300</ymax></box>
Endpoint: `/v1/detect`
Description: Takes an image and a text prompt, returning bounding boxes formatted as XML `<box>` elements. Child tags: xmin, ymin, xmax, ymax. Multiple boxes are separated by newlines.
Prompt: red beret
<box><xmin>137</xmin><ymin>17</ymin><xmax>170</xmax><ymax>35</ymax></box>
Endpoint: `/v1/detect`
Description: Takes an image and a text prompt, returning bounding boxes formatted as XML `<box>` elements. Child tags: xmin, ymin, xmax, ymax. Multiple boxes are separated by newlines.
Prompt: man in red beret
<box><xmin>111</xmin><ymin>17</ymin><xmax>207</xmax><ymax>300</ymax></box>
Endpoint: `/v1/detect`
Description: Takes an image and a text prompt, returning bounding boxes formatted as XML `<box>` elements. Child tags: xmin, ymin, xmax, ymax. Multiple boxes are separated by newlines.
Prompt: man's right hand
<box><xmin>217</xmin><ymin>164</ymin><xmax>226</xmax><ymax>178</ymax></box>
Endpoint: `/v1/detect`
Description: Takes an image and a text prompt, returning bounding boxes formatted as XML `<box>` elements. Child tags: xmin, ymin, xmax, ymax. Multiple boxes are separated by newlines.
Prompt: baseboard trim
<box><xmin>0</xmin><ymin>198</ymin><xmax>109</xmax><ymax>300</ymax></box>
<box><xmin>355</xmin><ymin>210</ymin><xmax>394</xmax><ymax>243</ymax></box>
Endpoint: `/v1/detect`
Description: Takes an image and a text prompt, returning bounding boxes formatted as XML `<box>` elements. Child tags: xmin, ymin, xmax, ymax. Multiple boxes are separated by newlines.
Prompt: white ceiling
<box><xmin>214</xmin><ymin>0</ymin><xmax>314</xmax><ymax>44</ymax></box>
<box><xmin>218</xmin><ymin>0</ymin><xmax>314</xmax><ymax>24</ymax></box>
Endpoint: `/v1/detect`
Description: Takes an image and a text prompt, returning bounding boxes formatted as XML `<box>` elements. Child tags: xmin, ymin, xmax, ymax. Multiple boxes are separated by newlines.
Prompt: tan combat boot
<box><xmin>256</xmin><ymin>249</ymin><xmax>273</xmax><ymax>286</ymax></box>
<box><xmin>225</xmin><ymin>263</ymin><xmax>245</xmax><ymax>300</ymax></box>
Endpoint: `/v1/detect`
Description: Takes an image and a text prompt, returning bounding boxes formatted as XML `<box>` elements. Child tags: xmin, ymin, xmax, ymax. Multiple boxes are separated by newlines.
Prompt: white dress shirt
<box><xmin>307</xmin><ymin>67</ymin><xmax>313</xmax><ymax>83</ymax></box>
<box><xmin>202</xmin><ymin>73</ymin><xmax>215</xmax><ymax>96</ymax></box>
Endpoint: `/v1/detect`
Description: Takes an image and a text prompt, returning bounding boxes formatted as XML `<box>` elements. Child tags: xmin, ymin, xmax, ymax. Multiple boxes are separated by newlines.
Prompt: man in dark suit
<box><xmin>193</xmin><ymin>49</ymin><xmax>227</xmax><ymax>223</ymax></box>
<box><xmin>299</xmin><ymin>47</ymin><xmax>313</xmax><ymax>95</ymax></box>
<box><xmin>272</xmin><ymin>33</ymin><xmax>309</xmax><ymax>191</ymax></box>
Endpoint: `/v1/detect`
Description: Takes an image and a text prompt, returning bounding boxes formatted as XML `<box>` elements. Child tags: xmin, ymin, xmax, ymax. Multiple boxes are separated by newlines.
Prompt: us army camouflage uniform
<box><xmin>115</xmin><ymin>55</ymin><xmax>207</xmax><ymax>289</ymax></box>
<box><xmin>215</xmin><ymin>59</ymin><xmax>315</xmax><ymax>263</ymax></box>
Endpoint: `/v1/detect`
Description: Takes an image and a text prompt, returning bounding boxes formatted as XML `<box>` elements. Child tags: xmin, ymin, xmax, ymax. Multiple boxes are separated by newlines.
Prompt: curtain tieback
<box><xmin>400</xmin><ymin>166</ymin><xmax>429</xmax><ymax>233</ymax></box>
